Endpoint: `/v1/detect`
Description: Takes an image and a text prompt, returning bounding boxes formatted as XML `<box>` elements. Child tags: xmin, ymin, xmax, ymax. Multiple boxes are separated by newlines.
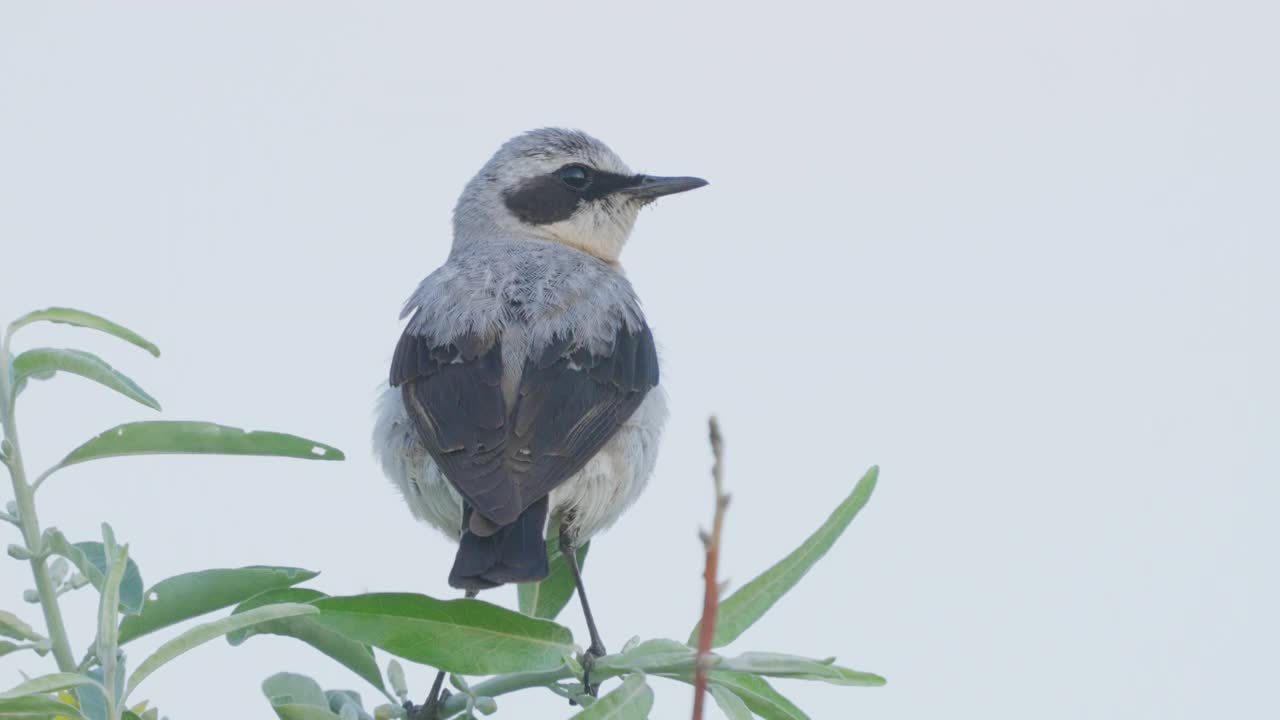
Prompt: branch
<box><xmin>692</xmin><ymin>416</ymin><xmax>730</xmax><ymax>720</ymax></box>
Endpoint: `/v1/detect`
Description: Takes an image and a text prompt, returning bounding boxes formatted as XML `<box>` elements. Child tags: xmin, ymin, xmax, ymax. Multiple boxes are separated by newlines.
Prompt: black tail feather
<box><xmin>449</xmin><ymin>497</ymin><xmax>550</xmax><ymax>591</ymax></box>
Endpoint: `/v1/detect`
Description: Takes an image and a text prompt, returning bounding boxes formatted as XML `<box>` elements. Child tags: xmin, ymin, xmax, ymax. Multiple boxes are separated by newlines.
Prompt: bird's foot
<box><xmin>583</xmin><ymin>640</ymin><xmax>607</xmax><ymax>699</ymax></box>
<box><xmin>405</xmin><ymin>689</ymin><xmax>450</xmax><ymax>720</ymax></box>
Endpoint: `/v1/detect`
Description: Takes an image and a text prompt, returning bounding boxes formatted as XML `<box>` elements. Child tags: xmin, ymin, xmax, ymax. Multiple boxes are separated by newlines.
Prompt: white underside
<box><xmin>373</xmin><ymin>383</ymin><xmax>667</xmax><ymax>543</ymax></box>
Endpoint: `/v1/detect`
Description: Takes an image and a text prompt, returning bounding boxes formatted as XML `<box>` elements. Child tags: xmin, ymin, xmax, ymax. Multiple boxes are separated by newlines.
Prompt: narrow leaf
<box><xmin>0</xmin><ymin>695</ymin><xmax>87</xmax><ymax>719</ymax></box>
<box><xmin>0</xmin><ymin>641</ymin><xmax>25</xmax><ymax>658</ymax></box>
<box><xmin>227</xmin><ymin>588</ymin><xmax>385</xmax><ymax>692</ymax></box>
<box><xmin>0</xmin><ymin>611</ymin><xmax>41</xmax><ymax>641</ymax></box>
<box><xmin>271</xmin><ymin>705</ymin><xmax>342</xmax><ymax>720</ymax></box>
<box><xmin>709</xmin><ymin>684</ymin><xmax>754</xmax><ymax>720</ymax></box>
<box><xmin>96</xmin><ymin>544</ymin><xmax>130</xmax><ymax>668</ymax></box>
<box><xmin>50</xmin><ymin>421</ymin><xmax>345</xmax><ymax>474</ymax></box>
<box><xmin>311</xmin><ymin>593</ymin><xmax>574</xmax><ymax>675</ymax></box>
<box><xmin>719</xmin><ymin>652</ymin><xmax>885</xmax><ymax>686</ymax></box>
<box><xmin>11</xmin><ymin>348</ymin><xmax>160</xmax><ymax>410</ymax></box>
<box><xmin>118</xmin><ymin>566</ymin><xmax>318</xmax><ymax>644</ymax></box>
<box><xmin>595</xmin><ymin>639</ymin><xmax>696</xmax><ymax>675</ymax></box>
<box><xmin>568</xmin><ymin>673</ymin><xmax>652</xmax><ymax>719</ymax></box>
<box><xmin>518</xmin><ymin>516</ymin><xmax>589</xmax><ymax>620</ymax></box>
<box><xmin>0</xmin><ymin>673</ymin><xmax>103</xmax><ymax>700</ymax></box>
<box><xmin>663</xmin><ymin>671</ymin><xmax>809</xmax><ymax>720</ymax></box>
<box><xmin>691</xmin><ymin>466</ymin><xmax>878</xmax><ymax>647</ymax></box>
<box><xmin>8</xmin><ymin>308</ymin><xmax>158</xmax><ymax>356</ymax></box>
<box><xmin>125</xmin><ymin>603</ymin><xmax>318</xmax><ymax>697</ymax></box>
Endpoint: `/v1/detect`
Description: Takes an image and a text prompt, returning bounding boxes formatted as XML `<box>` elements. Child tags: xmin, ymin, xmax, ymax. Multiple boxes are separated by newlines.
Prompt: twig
<box><xmin>692</xmin><ymin>416</ymin><xmax>730</xmax><ymax>720</ymax></box>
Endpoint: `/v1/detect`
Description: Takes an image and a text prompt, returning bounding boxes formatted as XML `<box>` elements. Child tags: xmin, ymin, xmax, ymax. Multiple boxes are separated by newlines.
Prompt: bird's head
<box><xmin>453</xmin><ymin>128</ymin><xmax>707</xmax><ymax>262</ymax></box>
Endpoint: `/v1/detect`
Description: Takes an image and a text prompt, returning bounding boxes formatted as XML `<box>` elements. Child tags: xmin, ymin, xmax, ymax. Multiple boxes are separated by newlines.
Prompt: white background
<box><xmin>2</xmin><ymin>2</ymin><xmax>1277</xmax><ymax>718</ymax></box>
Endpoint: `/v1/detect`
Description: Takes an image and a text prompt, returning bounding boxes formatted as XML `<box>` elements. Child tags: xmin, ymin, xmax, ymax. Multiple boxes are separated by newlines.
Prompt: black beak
<box><xmin>617</xmin><ymin>174</ymin><xmax>709</xmax><ymax>200</ymax></box>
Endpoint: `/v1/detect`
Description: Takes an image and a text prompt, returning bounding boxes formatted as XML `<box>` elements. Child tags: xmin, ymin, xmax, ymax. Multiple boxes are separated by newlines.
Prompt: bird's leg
<box><xmin>559</xmin><ymin>521</ymin><xmax>606</xmax><ymax>698</ymax></box>
<box><xmin>409</xmin><ymin>589</ymin><xmax>478</xmax><ymax>719</ymax></box>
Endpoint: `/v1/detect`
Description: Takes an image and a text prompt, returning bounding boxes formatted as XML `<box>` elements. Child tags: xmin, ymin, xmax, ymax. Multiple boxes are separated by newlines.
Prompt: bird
<box><xmin>373</xmin><ymin>127</ymin><xmax>706</xmax><ymax>702</ymax></box>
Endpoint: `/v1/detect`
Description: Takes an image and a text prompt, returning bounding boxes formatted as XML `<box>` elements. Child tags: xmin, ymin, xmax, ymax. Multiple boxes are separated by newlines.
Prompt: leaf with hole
<box><xmin>118</xmin><ymin>566</ymin><xmax>318</xmax><ymax>645</ymax></box>
<box><xmin>690</xmin><ymin>466</ymin><xmax>879</xmax><ymax>647</ymax></box>
<box><xmin>312</xmin><ymin>593</ymin><xmax>574</xmax><ymax>675</ymax></box>
<box><xmin>47</xmin><ymin>422</ymin><xmax>344</xmax><ymax>476</ymax></box>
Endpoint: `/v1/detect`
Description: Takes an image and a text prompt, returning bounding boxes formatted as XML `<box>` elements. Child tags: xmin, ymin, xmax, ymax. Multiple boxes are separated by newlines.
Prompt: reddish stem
<box><xmin>693</xmin><ymin>417</ymin><xmax>728</xmax><ymax>720</ymax></box>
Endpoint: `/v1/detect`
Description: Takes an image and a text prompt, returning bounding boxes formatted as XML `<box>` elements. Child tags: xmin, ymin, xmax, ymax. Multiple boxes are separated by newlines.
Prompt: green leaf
<box><xmin>0</xmin><ymin>695</ymin><xmax>86</xmax><ymax>719</ymax></box>
<box><xmin>125</xmin><ymin>603</ymin><xmax>318</xmax><ymax>697</ymax></box>
<box><xmin>0</xmin><ymin>641</ymin><xmax>25</xmax><ymax>658</ymax></box>
<box><xmin>709</xmin><ymin>684</ymin><xmax>753</xmax><ymax>720</ymax></box>
<box><xmin>0</xmin><ymin>673</ymin><xmax>103</xmax><ymax>700</ymax></box>
<box><xmin>311</xmin><ymin>593</ymin><xmax>574</xmax><ymax>675</ymax></box>
<box><xmin>48</xmin><ymin>422</ymin><xmax>344</xmax><ymax>475</ymax></box>
<box><xmin>74</xmin><ymin>680</ymin><xmax>107</xmax><ymax>720</ymax></box>
<box><xmin>11</xmin><ymin>348</ymin><xmax>160</xmax><ymax>410</ymax></box>
<box><xmin>227</xmin><ymin>588</ymin><xmax>385</xmax><ymax>693</ymax></box>
<box><xmin>691</xmin><ymin>466</ymin><xmax>878</xmax><ymax>647</ymax></box>
<box><xmin>7</xmin><ymin>308</ymin><xmax>160</xmax><ymax>357</ymax></box>
<box><xmin>42</xmin><ymin>533</ymin><xmax>145</xmax><ymax>615</ymax></box>
<box><xmin>568</xmin><ymin>673</ymin><xmax>652</xmax><ymax>719</ymax></box>
<box><xmin>272</xmin><ymin>706</ymin><xmax>342</xmax><ymax>720</ymax></box>
<box><xmin>719</xmin><ymin>652</ymin><xmax>885</xmax><ymax>686</ymax></box>
<box><xmin>661</xmin><ymin>671</ymin><xmax>808</xmax><ymax>720</ymax></box>
<box><xmin>96</xmin><ymin>542</ymin><xmax>129</xmax><ymax>665</ymax></box>
<box><xmin>118</xmin><ymin>566</ymin><xmax>318</xmax><ymax>645</ymax></box>
<box><xmin>0</xmin><ymin>611</ymin><xmax>41</xmax><ymax>641</ymax></box>
<box><xmin>263</xmin><ymin>672</ymin><xmax>329</xmax><ymax>708</ymax></box>
<box><xmin>517</xmin><ymin>516</ymin><xmax>588</xmax><ymax>620</ymax></box>
<box><xmin>325</xmin><ymin>691</ymin><xmax>371</xmax><ymax>720</ymax></box>
<box><xmin>595</xmin><ymin>639</ymin><xmax>696</xmax><ymax>675</ymax></box>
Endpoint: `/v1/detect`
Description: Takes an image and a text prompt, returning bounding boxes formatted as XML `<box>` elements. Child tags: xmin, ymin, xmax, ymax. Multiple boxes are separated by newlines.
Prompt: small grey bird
<box><xmin>373</xmin><ymin>128</ymin><xmax>705</xmax><ymax>681</ymax></box>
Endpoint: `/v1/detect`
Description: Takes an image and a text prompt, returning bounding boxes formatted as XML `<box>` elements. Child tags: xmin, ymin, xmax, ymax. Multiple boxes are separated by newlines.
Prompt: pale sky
<box><xmin>2</xmin><ymin>2</ymin><xmax>1277</xmax><ymax>718</ymax></box>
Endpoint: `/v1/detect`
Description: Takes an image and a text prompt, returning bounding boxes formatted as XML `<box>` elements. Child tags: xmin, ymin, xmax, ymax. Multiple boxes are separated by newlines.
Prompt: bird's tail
<box><xmin>449</xmin><ymin>497</ymin><xmax>550</xmax><ymax>591</ymax></box>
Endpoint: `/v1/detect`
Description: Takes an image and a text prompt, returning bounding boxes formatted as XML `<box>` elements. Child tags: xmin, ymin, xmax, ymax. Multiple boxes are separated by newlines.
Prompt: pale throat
<box><xmin>540</xmin><ymin>216</ymin><xmax>633</xmax><ymax>264</ymax></box>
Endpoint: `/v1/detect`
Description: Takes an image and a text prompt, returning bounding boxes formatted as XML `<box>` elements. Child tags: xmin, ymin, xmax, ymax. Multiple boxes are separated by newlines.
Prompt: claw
<box><xmin>583</xmin><ymin>641</ymin><xmax>607</xmax><ymax>698</ymax></box>
<box><xmin>407</xmin><ymin>688</ymin><xmax>451</xmax><ymax>719</ymax></box>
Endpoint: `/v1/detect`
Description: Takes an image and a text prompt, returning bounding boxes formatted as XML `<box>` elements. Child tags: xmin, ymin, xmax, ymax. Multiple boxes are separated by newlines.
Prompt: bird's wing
<box><xmin>391</xmin><ymin>320</ymin><xmax>658</xmax><ymax>531</ymax></box>
<box><xmin>391</xmin><ymin>329</ymin><xmax>510</xmax><ymax>523</ymax></box>
<box><xmin>505</xmin><ymin>323</ymin><xmax>659</xmax><ymax>521</ymax></box>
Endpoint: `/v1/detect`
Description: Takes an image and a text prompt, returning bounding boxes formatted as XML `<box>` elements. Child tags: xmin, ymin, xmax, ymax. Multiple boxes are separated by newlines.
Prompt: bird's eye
<box><xmin>558</xmin><ymin>164</ymin><xmax>592</xmax><ymax>190</ymax></box>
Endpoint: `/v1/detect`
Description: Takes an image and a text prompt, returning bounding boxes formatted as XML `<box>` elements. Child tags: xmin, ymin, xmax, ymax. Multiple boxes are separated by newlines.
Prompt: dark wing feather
<box><xmin>504</xmin><ymin>323</ymin><xmax>659</xmax><ymax>510</ymax></box>
<box><xmin>392</xmin><ymin>329</ymin><xmax>513</xmax><ymax>522</ymax></box>
<box><xmin>391</xmin><ymin>321</ymin><xmax>659</xmax><ymax>530</ymax></box>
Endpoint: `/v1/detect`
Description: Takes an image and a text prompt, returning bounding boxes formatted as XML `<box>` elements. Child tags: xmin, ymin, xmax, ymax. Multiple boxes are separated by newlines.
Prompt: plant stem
<box><xmin>0</xmin><ymin>332</ymin><xmax>77</xmax><ymax>672</ymax></box>
<box><xmin>437</xmin><ymin>664</ymin><xmax>633</xmax><ymax>719</ymax></box>
<box><xmin>693</xmin><ymin>416</ymin><xmax>729</xmax><ymax>720</ymax></box>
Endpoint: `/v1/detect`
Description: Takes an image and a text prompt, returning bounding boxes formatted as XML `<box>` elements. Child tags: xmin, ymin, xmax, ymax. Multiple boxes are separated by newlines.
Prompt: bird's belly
<box><xmin>548</xmin><ymin>386</ymin><xmax>668</xmax><ymax>540</ymax></box>
<box><xmin>373</xmin><ymin>385</ymin><xmax>667</xmax><ymax>543</ymax></box>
